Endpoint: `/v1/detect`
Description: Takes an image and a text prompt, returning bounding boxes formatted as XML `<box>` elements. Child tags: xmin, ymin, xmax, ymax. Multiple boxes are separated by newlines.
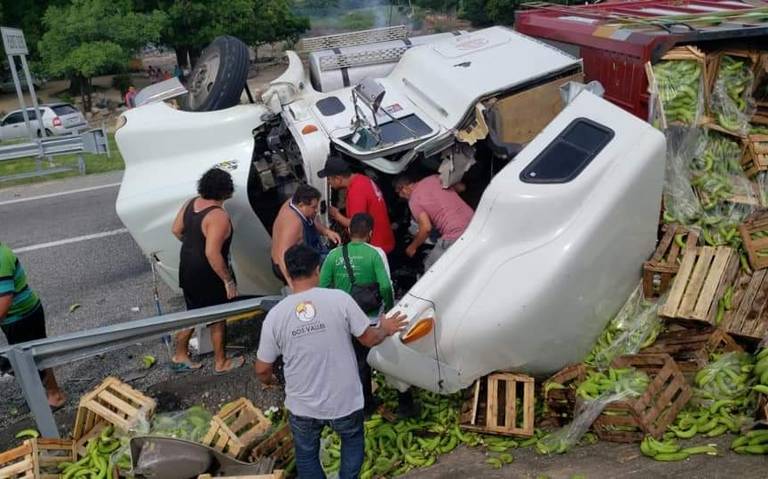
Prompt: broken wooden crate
<box><xmin>250</xmin><ymin>422</ymin><xmax>294</xmax><ymax>468</ymax></box>
<box><xmin>643</xmin><ymin>225</ymin><xmax>699</xmax><ymax>299</ymax></box>
<box><xmin>640</xmin><ymin>325</ymin><xmax>742</xmax><ymax>378</ymax></box>
<box><xmin>541</xmin><ymin>364</ymin><xmax>586</xmax><ymax>427</ymax></box>
<box><xmin>740</xmin><ymin>210</ymin><xmax>768</xmax><ymax>271</ymax></box>
<box><xmin>741</xmin><ymin>134</ymin><xmax>768</xmax><ymax>177</ymax></box>
<box><xmin>0</xmin><ymin>438</ymin><xmax>76</xmax><ymax>479</ymax></box>
<box><xmin>592</xmin><ymin>353</ymin><xmax>692</xmax><ymax>443</ymax></box>
<box><xmin>73</xmin><ymin>376</ymin><xmax>156</xmax><ymax>448</ymax></box>
<box><xmin>658</xmin><ymin>246</ymin><xmax>739</xmax><ymax>326</ymax></box>
<box><xmin>202</xmin><ymin>398</ymin><xmax>272</xmax><ymax>459</ymax></box>
<box><xmin>721</xmin><ymin>269</ymin><xmax>768</xmax><ymax>341</ymax></box>
<box><xmin>460</xmin><ymin>372</ymin><xmax>535</xmax><ymax>437</ymax></box>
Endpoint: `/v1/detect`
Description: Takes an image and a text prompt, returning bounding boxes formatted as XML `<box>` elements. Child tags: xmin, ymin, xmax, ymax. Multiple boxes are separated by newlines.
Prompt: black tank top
<box><xmin>178</xmin><ymin>198</ymin><xmax>233</xmax><ymax>305</ymax></box>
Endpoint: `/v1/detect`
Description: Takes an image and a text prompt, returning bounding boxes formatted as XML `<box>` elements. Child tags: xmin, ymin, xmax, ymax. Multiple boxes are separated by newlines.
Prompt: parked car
<box><xmin>0</xmin><ymin>74</ymin><xmax>46</xmax><ymax>93</ymax></box>
<box><xmin>115</xmin><ymin>27</ymin><xmax>666</xmax><ymax>393</ymax></box>
<box><xmin>0</xmin><ymin>103</ymin><xmax>87</xmax><ymax>141</ymax></box>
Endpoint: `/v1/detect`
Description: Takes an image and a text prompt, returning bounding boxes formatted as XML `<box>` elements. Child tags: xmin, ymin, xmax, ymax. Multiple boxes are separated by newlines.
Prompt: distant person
<box><xmin>318</xmin><ymin>155</ymin><xmax>395</xmax><ymax>254</ymax></box>
<box><xmin>271</xmin><ymin>184</ymin><xmax>341</xmax><ymax>287</ymax></box>
<box><xmin>147</xmin><ymin>66</ymin><xmax>155</xmax><ymax>81</ymax></box>
<box><xmin>254</xmin><ymin>244</ymin><xmax>407</xmax><ymax>479</ymax></box>
<box><xmin>170</xmin><ymin>168</ymin><xmax>244</xmax><ymax>374</ymax></box>
<box><xmin>0</xmin><ymin>242</ymin><xmax>66</xmax><ymax>408</ymax></box>
<box><xmin>320</xmin><ymin>213</ymin><xmax>394</xmax><ymax>415</ymax></box>
<box><xmin>173</xmin><ymin>64</ymin><xmax>184</xmax><ymax>81</ymax></box>
<box><xmin>163</xmin><ymin>70</ymin><xmax>172</xmax><ymax>81</ymax></box>
<box><xmin>394</xmin><ymin>173</ymin><xmax>474</xmax><ymax>269</ymax></box>
<box><xmin>124</xmin><ymin>86</ymin><xmax>137</xmax><ymax>109</ymax></box>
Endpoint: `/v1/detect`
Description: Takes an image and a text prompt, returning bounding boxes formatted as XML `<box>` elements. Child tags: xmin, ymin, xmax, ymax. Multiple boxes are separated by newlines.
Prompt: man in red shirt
<box><xmin>318</xmin><ymin>156</ymin><xmax>395</xmax><ymax>254</ymax></box>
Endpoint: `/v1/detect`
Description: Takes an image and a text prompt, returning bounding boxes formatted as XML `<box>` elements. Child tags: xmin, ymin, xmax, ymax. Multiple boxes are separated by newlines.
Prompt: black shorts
<box><xmin>1</xmin><ymin>303</ymin><xmax>47</xmax><ymax>344</ymax></box>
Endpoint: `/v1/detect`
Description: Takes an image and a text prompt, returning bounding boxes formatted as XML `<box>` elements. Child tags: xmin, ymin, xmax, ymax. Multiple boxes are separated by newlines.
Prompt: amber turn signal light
<box><xmin>301</xmin><ymin>124</ymin><xmax>318</xmax><ymax>134</ymax></box>
<box><xmin>401</xmin><ymin>318</ymin><xmax>434</xmax><ymax>344</ymax></box>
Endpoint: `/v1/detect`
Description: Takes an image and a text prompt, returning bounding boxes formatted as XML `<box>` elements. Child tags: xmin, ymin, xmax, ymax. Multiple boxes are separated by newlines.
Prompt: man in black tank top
<box><xmin>170</xmin><ymin>168</ymin><xmax>245</xmax><ymax>373</ymax></box>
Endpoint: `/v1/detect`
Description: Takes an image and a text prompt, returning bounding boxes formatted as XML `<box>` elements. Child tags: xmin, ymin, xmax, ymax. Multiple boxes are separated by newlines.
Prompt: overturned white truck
<box><xmin>115</xmin><ymin>26</ymin><xmax>666</xmax><ymax>392</ymax></box>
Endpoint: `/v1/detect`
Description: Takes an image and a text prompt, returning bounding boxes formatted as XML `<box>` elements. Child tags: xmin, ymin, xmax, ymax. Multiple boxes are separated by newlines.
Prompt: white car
<box><xmin>0</xmin><ymin>103</ymin><xmax>87</xmax><ymax>141</ymax></box>
<box><xmin>115</xmin><ymin>27</ymin><xmax>666</xmax><ymax>393</ymax></box>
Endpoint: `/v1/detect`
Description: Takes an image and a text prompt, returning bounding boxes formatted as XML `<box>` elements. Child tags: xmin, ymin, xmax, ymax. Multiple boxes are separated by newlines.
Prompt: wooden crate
<box><xmin>0</xmin><ymin>442</ymin><xmax>35</xmax><ymax>479</ymax></box>
<box><xmin>722</xmin><ymin>269</ymin><xmax>768</xmax><ymax>341</ymax></box>
<box><xmin>250</xmin><ymin>423</ymin><xmax>294</xmax><ymax>468</ymax></box>
<box><xmin>592</xmin><ymin>354</ymin><xmax>692</xmax><ymax>443</ymax></box>
<box><xmin>658</xmin><ymin>246</ymin><xmax>739</xmax><ymax>325</ymax></box>
<box><xmin>73</xmin><ymin>377</ymin><xmax>156</xmax><ymax>441</ymax></box>
<box><xmin>640</xmin><ymin>325</ymin><xmax>742</xmax><ymax>377</ymax></box>
<box><xmin>695</xmin><ymin>172</ymin><xmax>761</xmax><ymax>207</ymax></box>
<box><xmin>32</xmin><ymin>439</ymin><xmax>76</xmax><ymax>479</ymax></box>
<box><xmin>459</xmin><ymin>373</ymin><xmax>535</xmax><ymax>437</ymax></box>
<box><xmin>202</xmin><ymin>398</ymin><xmax>271</xmax><ymax>459</ymax></box>
<box><xmin>741</xmin><ymin>134</ymin><xmax>768</xmax><ymax>177</ymax></box>
<box><xmin>706</xmin><ymin>49</ymin><xmax>761</xmax><ymax>119</ymax></box>
<box><xmin>740</xmin><ymin>210</ymin><xmax>768</xmax><ymax>271</ymax></box>
<box><xmin>198</xmin><ymin>472</ymin><xmax>285</xmax><ymax>479</ymax></box>
<box><xmin>542</xmin><ymin>364</ymin><xmax>586</xmax><ymax>427</ymax></box>
<box><xmin>643</xmin><ymin>225</ymin><xmax>699</xmax><ymax>299</ymax></box>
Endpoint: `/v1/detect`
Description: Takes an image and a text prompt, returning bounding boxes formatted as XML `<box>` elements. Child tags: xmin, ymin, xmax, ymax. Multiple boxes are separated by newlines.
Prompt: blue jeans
<box><xmin>288</xmin><ymin>409</ymin><xmax>364</xmax><ymax>479</ymax></box>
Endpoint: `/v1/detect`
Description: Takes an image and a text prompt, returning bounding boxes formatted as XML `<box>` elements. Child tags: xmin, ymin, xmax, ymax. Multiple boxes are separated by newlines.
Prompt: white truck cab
<box><xmin>115</xmin><ymin>26</ymin><xmax>666</xmax><ymax>392</ymax></box>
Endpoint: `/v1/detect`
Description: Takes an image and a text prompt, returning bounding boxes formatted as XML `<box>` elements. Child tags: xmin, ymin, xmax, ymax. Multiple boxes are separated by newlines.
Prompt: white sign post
<box><xmin>1</xmin><ymin>26</ymin><xmax>48</xmax><ymax>164</ymax></box>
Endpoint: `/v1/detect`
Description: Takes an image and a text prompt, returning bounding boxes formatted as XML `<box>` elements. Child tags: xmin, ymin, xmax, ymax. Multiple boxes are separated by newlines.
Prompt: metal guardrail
<box><xmin>0</xmin><ymin>295</ymin><xmax>281</xmax><ymax>438</ymax></box>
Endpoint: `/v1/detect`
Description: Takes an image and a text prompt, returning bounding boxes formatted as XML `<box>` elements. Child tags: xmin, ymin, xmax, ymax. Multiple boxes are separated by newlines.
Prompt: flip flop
<box><xmin>170</xmin><ymin>360</ymin><xmax>203</xmax><ymax>373</ymax></box>
<box><xmin>214</xmin><ymin>355</ymin><xmax>245</xmax><ymax>375</ymax></box>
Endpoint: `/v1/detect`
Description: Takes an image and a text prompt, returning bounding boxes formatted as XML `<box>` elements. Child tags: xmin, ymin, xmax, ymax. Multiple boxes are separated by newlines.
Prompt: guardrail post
<box><xmin>7</xmin><ymin>347</ymin><xmax>59</xmax><ymax>438</ymax></box>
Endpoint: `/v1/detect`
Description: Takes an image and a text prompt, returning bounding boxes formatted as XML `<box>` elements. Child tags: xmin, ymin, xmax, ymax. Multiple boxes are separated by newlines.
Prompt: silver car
<box><xmin>0</xmin><ymin>103</ymin><xmax>87</xmax><ymax>141</ymax></box>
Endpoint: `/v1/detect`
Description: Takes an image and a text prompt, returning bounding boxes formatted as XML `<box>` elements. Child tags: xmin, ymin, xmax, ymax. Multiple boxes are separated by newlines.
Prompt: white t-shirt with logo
<box><xmin>257</xmin><ymin>287</ymin><xmax>370</xmax><ymax>419</ymax></box>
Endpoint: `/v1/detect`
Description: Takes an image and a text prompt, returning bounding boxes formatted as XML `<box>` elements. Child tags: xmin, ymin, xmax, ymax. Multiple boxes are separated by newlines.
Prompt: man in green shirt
<box><xmin>0</xmin><ymin>243</ymin><xmax>66</xmax><ymax>407</ymax></box>
<box><xmin>320</xmin><ymin>213</ymin><xmax>394</xmax><ymax>415</ymax></box>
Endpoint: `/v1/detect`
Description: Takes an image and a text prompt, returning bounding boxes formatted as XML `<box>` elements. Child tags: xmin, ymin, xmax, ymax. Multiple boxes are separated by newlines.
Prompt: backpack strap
<box><xmin>341</xmin><ymin>244</ymin><xmax>356</xmax><ymax>286</ymax></box>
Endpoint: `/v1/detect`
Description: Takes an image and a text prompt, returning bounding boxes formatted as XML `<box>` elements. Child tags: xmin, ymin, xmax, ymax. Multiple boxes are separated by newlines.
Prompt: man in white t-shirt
<box><xmin>254</xmin><ymin>244</ymin><xmax>407</xmax><ymax>479</ymax></box>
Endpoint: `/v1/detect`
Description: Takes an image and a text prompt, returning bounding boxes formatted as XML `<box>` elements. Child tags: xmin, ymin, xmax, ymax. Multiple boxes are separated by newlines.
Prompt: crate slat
<box><xmin>250</xmin><ymin>423</ymin><xmax>294</xmax><ymax>468</ymax></box>
<box><xmin>722</xmin><ymin>270</ymin><xmax>768</xmax><ymax>340</ymax></box>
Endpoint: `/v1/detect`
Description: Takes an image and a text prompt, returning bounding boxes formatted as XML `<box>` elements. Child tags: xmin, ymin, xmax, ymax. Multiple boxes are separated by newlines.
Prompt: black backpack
<box><xmin>342</xmin><ymin>244</ymin><xmax>382</xmax><ymax>313</ymax></box>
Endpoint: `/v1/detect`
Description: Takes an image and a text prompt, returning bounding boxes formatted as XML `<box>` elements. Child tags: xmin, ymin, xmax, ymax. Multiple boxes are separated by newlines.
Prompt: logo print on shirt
<box><xmin>295</xmin><ymin>301</ymin><xmax>317</xmax><ymax>322</ymax></box>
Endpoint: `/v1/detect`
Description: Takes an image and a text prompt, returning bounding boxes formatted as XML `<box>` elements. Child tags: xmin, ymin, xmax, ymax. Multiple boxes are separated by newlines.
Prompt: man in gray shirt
<box><xmin>254</xmin><ymin>244</ymin><xmax>406</xmax><ymax>479</ymax></box>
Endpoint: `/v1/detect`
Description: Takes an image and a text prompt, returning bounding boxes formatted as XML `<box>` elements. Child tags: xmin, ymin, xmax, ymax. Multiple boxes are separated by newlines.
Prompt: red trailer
<box><xmin>515</xmin><ymin>0</ymin><xmax>768</xmax><ymax>120</ymax></box>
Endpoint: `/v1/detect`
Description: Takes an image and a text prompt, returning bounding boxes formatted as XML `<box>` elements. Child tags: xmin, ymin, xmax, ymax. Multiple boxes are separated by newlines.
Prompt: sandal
<box><xmin>214</xmin><ymin>355</ymin><xmax>245</xmax><ymax>375</ymax></box>
<box><xmin>170</xmin><ymin>360</ymin><xmax>203</xmax><ymax>373</ymax></box>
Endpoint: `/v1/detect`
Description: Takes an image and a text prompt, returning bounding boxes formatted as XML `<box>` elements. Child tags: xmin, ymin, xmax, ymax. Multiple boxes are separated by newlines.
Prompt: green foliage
<box><xmin>38</xmin><ymin>0</ymin><xmax>166</xmax><ymax>79</ymax></box>
<box><xmin>459</xmin><ymin>0</ymin><xmax>518</xmax><ymax>26</ymax></box>
<box><xmin>341</xmin><ymin>10</ymin><xmax>376</xmax><ymax>30</ymax></box>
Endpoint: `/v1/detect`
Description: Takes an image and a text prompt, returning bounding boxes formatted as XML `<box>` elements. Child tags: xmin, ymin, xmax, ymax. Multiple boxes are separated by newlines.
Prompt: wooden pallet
<box><xmin>202</xmin><ymin>398</ymin><xmax>271</xmax><ymax>459</ymax></box>
<box><xmin>592</xmin><ymin>354</ymin><xmax>692</xmax><ymax>443</ymax></box>
<box><xmin>250</xmin><ymin>423</ymin><xmax>294</xmax><ymax>468</ymax></box>
<box><xmin>721</xmin><ymin>269</ymin><xmax>768</xmax><ymax>341</ymax></box>
<box><xmin>541</xmin><ymin>364</ymin><xmax>586</xmax><ymax>427</ymax></box>
<box><xmin>73</xmin><ymin>377</ymin><xmax>156</xmax><ymax>441</ymax></box>
<box><xmin>740</xmin><ymin>210</ymin><xmax>768</xmax><ymax>271</ymax></box>
<box><xmin>460</xmin><ymin>373</ymin><xmax>535</xmax><ymax>437</ymax></box>
<box><xmin>198</xmin><ymin>472</ymin><xmax>285</xmax><ymax>479</ymax></box>
<box><xmin>640</xmin><ymin>325</ymin><xmax>742</xmax><ymax>377</ymax></box>
<box><xmin>643</xmin><ymin>225</ymin><xmax>699</xmax><ymax>299</ymax></box>
<box><xmin>741</xmin><ymin>134</ymin><xmax>768</xmax><ymax>177</ymax></box>
<box><xmin>658</xmin><ymin>246</ymin><xmax>739</xmax><ymax>325</ymax></box>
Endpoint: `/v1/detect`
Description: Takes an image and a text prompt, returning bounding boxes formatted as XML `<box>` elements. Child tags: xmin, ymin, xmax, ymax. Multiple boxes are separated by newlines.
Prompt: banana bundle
<box><xmin>640</xmin><ymin>435</ymin><xmax>717</xmax><ymax>461</ymax></box>
<box><xmin>653</xmin><ymin>60</ymin><xmax>703</xmax><ymax>125</ymax></box>
<box><xmin>149</xmin><ymin>405</ymin><xmax>212</xmax><ymax>442</ymax></box>
<box><xmin>59</xmin><ymin>425</ymin><xmax>122</xmax><ymax>479</ymax></box>
<box><xmin>751</xmin><ymin>347</ymin><xmax>768</xmax><ymax>395</ymax></box>
<box><xmin>693</xmin><ymin>352</ymin><xmax>755</xmax><ymax>403</ymax></box>
<box><xmin>713</xmin><ymin>56</ymin><xmax>754</xmax><ymax>133</ymax></box>
<box><xmin>576</xmin><ymin>368</ymin><xmax>650</xmax><ymax>401</ymax></box>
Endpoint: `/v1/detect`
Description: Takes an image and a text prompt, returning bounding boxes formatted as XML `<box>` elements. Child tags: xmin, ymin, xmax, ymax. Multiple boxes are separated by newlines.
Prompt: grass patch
<box><xmin>0</xmin><ymin>133</ymin><xmax>123</xmax><ymax>188</ymax></box>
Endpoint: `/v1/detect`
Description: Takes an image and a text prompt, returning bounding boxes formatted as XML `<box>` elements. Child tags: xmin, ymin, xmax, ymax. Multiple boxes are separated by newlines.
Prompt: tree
<box><xmin>38</xmin><ymin>0</ymin><xmax>166</xmax><ymax>111</ymax></box>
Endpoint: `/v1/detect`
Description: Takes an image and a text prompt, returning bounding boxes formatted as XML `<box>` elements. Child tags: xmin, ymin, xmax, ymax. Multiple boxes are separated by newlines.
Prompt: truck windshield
<box><xmin>341</xmin><ymin>114</ymin><xmax>432</xmax><ymax>151</ymax></box>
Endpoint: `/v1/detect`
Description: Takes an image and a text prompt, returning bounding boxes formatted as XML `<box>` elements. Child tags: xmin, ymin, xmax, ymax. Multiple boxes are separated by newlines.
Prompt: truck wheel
<box><xmin>184</xmin><ymin>36</ymin><xmax>249</xmax><ymax>112</ymax></box>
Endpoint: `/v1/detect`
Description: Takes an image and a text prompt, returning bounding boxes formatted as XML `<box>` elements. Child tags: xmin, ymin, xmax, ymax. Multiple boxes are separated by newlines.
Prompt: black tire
<box><xmin>184</xmin><ymin>36</ymin><xmax>249</xmax><ymax>112</ymax></box>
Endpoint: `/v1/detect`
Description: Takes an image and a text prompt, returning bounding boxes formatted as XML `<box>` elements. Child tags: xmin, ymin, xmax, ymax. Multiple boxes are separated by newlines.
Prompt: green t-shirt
<box><xmin>319</xmin><ymin>241</ymin><xmax>394</xmax><ymax>315</ymax></box>
<box><xmin>0</xmin><ymin>243</ymin><xmax>40</xmax><ymax>325</ymax></box>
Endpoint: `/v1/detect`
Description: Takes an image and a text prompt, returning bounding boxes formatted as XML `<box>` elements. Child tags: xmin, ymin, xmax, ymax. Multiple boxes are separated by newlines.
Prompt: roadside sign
<box><xmin>1</xmin><ymin>27</ymin><xmax>28</xmax><ymax>55</ymax></box>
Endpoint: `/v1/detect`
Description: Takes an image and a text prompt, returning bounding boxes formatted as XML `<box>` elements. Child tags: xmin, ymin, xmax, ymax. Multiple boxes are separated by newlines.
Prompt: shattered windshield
<box><xmin>341</xmin><ymin>113</ymin><xmax>433</xmax><ymax>151</ymax></box>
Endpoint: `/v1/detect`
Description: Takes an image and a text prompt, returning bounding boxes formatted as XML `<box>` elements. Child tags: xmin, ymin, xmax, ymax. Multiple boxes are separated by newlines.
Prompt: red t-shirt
<box><xmin>346</xmin><ymin>174</ymin><xmax>395</xmax><ymax>253</ymax></box>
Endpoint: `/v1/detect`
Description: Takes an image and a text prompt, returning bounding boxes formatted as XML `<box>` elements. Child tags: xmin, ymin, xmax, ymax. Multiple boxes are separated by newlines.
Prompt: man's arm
<box><xmin>202</xmin><ymin>210</ymin><xmax>235</xmax><ymax>297</ymax></box>
<box><xmin>373</xmin><ymin>254</ymin><xmax>394</xmax><ymax>311</ymax></box>
<box><xmin>329</xmin><ymin>206</ymin><xmax>351</xmax><ymax>228</ymax></box>
<box><xmin>357</xmin><ymin>311</ymin><xmax>408</xmax><ymax>348</ymax></box>
<box><xmin>273</xmin><ymin>218</ymin><xmax>303</xmax><ymax>288</ymax></box>
<box><xmin>318</xmin><ymin>250</ymin><xmax>336</xmax><ymax>288</ymax></box>
<box><xmin>315</xmin><ymin>217</ymin><xmax>341</xmax><ymax>245</ymax></box>
<box><xmin>171</xmin><ymin>199</ymin><xmax>190</xmax><ymax>240</ymax></box>
<box><xmin>254</xmin><ymin>360</ymin><xmax>277</xmax><ymax>385</ymax></box>
<box><xmin>0</xmin><ymin>294</ymin><xmax>12</xmax><ymax>321</ymax></box>
<box><xmin>406</xmin><ymin>212</ymin><xmax>432</xmax><ymax>257</ymax></box>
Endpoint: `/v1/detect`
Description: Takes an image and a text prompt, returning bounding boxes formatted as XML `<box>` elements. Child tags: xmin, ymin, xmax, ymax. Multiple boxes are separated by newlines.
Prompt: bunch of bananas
<box><xmin>694</xmin><ymin>352</ymin><xmax>755</xmax><ymax>403</ymax></box>
<box><xmin>667</xmin><ymin>399</ymin><xmax>748</xmax><ymax>441</ymax></box>
<box><xmin>714</xmin><ymin>56</ymin><xmax>754</xmax><ymax>132</ymax></box>
<box><xmin>752</xmin><ymin>348</ymin><xmax>768</xmax><ymax>394</ymax></box>
<box><xmin>640</xmin><ymin>435</ymin><xmax>717</xmax><ymax>461</ymax></box>
<box><xmin>575</xmin><ymin>368</ymin><xmax>650</xmax><ymax>401</ymax></box>
<box><xmin>731</xmin><ymin>429</ymin><xmax>768</xmax><ymax>455</ymax></box>
<box><xmin>59</xmin><ymin>425</ymin><xmax>121</xmax><ymax>479</ymax></box>
<box><xmin>653</xmin><ymin>60</ymin><xmax>702</xmax><ymax>125</ymax></box>
<box><xmin>149</xmin><ymin>405</ymin><xmax>212</xmax><ymax>442</ymax></box>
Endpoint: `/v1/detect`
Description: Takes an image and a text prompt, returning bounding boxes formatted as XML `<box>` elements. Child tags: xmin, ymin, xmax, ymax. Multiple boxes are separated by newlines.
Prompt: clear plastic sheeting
<box><xmin>536</xmin><ymin>368</ymin><xmax>649</xmax><ymax>454</ymax></box>
<box><xmin>662</xmin><ymin>126</ymin><xmax>705</xmax><ymax>225</ymax></box>
<box><xmin>147</xmin><ymin>406</ymin><xmax>213</xmax><ymax>442</ymax></box>
<box><xmin>692</xmin><ymin>351</ymin><xmax>755</xmax><ymax>406</ymax></box>
<box><xmin>711</xmin><ymin>55</ymin><xmax>756</xmax><ymax>136</ymax></box>
<box><xmin>584</xmin><ymin>284</ymin><xmax>662</xmax><ymax>369</ymax></box>
<box><xmin>652</xmin><ymin>60</ymin><xmax>706</xmax><ymax>127</ymax></box>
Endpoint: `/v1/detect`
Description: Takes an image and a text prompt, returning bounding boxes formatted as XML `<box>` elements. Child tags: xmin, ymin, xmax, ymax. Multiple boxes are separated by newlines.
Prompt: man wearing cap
<box><xmin>319</xmin><ymin>155</ymin><xmax>395</xmax><ymax>254</ymax></box>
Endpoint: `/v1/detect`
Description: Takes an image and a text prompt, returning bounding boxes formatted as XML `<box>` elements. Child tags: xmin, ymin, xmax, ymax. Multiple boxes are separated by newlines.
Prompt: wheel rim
<box><xmin>186</xmin><ymin>52</ymin><xmax>221</xmax><ymax>110</ymax></box>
